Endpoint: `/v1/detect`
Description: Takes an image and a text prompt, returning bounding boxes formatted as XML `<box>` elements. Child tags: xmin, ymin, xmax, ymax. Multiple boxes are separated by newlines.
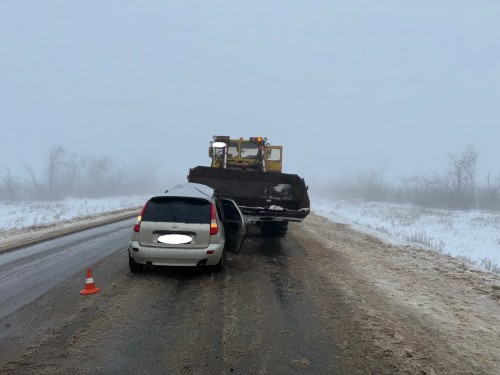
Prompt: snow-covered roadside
<box><xmin>0</xmin><ymin>196</ymin><xmax>149</xmax><ymax>253</ymax></box>
<box><xmin>311</xmin><ymin>198</ymin><xmax>500</xmax><ymax>272</ymax></box>
<box><xmin>0</xmin><ymin>196</ymin><xmax>149</xmax><ymax>230</ymax></box>
<box><xmin>0</xmin><ymin>208</ymin><xmax>141</xmax><ymax>253</ymax></box>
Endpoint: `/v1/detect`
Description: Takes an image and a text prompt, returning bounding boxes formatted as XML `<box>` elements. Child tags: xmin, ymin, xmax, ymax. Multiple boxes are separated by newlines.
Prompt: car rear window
<box><xmin>142</xmin><ymin>197</ymin><xmax>210</xmax><ymax>224</ymax></box>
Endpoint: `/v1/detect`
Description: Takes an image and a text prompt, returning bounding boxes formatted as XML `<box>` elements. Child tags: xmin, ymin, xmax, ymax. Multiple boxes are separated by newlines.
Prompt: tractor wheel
<box><xmin>260</xmin><ymin>221</ymin><xmax>288</xmax><ymax>237</ymax></box>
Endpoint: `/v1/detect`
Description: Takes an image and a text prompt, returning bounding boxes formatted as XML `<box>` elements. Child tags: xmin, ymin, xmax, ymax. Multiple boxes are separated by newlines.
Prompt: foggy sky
<box><xmin>1</xmin><ymin>1</ymin><xmax>500</xmax><ymax>189</ymax></box>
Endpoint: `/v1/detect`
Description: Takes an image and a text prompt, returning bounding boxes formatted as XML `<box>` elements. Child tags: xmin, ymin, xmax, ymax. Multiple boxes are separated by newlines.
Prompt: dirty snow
<box><xmin>269</xmin><ymin>205</ymin><xmax>284</xmax><ymax>211</ymax></box>
<box><xmin>272</xmin><ymin>184</ymin><xmax>289</xmax><ymax>193</ymax></box>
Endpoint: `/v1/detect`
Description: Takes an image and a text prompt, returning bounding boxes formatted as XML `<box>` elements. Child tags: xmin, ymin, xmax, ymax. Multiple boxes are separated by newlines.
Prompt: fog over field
<box><xmin>1</xmin><ymin>2</ymin><xmax>500</xmax><ymax>194</ymax></box>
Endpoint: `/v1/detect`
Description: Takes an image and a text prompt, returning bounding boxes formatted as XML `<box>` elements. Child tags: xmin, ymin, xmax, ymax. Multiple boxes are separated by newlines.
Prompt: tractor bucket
<box><xmin>187</xmin><ymin>166</ymin><xmax>310</xmax><ymax>222</ymax></box>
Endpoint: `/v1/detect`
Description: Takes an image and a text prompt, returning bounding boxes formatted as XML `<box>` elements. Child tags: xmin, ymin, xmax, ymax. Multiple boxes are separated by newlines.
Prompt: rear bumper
<box><xmin>128</xmin><ymin>241</ymin><xmax>223</xmax><ymax>267</ymax></box>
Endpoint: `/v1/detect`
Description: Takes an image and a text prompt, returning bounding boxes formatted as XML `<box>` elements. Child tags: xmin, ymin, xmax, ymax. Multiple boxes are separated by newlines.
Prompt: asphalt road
<box><xmin>0</xmin><ymin>219</ymin><xmax>346</xmax><ymax>374</ymax></box>
<box><xmin>2</xmin><ymin>215</ymin><xmax>499</xmax><ymax>374</ymax></box>
<box><xmin>0</xmin><ymin>219</ymin><xmax>135</xmax><ymax>321</ymax></box>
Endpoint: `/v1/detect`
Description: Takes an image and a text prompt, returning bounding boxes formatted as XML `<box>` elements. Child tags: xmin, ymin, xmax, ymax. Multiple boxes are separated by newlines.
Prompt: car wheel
<box><xmin>129</xmin><ymin>255</ymin><xmax>143</xmax><ymax>273</ymax></box>
<box><xmin>213</xmin><ymin>250</ymin><xmax>226</xmax><ymax>272</ymax></box>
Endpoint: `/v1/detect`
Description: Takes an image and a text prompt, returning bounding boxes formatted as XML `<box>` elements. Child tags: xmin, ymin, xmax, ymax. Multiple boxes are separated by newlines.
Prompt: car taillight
<box><xmin>210</xmin><ymin>203</ymin><xmax>219</xmax><ymax>235</ymax></box>
<box><xmin>133</xmin><ymin>222</ymin><xmax>141</xmax><ymax>233</ymax></box>
<box><xmin>133</xmin><ymin>200</ymin><xmax>149</xmax><ymax>233</ymax></box>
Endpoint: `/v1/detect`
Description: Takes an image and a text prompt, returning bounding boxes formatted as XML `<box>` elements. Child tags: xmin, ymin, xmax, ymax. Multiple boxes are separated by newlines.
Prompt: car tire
<box><xmin>213</xmin><ymin>250</ymin><xmax>226</xmax><ymax>272</ymax></box>
<box><xmin>129</xmin><ymin>255</ymin><xmax>143</xmax><ymax>273</ymax></box>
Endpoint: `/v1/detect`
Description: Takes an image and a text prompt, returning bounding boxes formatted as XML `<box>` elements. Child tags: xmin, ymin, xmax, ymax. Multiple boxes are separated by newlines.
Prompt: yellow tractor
<box><xmin>187</xmin><ymin>136</ymin><xmax>310</xmax><ymax>236</ymax></box>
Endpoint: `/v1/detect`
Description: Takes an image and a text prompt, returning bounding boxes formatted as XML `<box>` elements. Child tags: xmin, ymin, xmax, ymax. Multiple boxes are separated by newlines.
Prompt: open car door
<box><xmin>218</xmin><ymin>197</ymin><xmax>247</xmax><ymax>252</ymax></box>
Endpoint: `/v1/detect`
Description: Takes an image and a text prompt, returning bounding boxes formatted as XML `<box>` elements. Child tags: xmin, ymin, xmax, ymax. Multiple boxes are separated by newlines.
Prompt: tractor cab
<box><xmin>208</xmin><ymin>136</ymin><xmax>282</xmax><ymax>172</ymax></box>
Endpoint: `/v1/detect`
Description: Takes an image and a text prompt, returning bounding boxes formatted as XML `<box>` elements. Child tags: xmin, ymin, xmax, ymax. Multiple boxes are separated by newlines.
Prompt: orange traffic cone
<box><xmin>80</xmin><ymin>268</ymin><xmax>101</xmax><ymax>295</ymax></box>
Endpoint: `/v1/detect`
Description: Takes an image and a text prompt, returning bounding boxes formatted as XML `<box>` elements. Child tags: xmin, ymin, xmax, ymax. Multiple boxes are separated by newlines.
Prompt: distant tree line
<box><xmin>0</xmin><ymin>145</ymin><xmax>164</xmax><ymax>202</ymax></box>
<box><xmin>319</xmin><ymin>145</ymin><xmax>500</xmax><ymax>211</ymax></box>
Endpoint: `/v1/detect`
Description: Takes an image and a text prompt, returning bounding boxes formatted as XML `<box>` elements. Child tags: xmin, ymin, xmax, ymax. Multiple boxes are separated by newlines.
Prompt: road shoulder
<box><xmin>294</xmin><ymin>213</ymin><xmax>500</xmax><ymax>374</ymax></box>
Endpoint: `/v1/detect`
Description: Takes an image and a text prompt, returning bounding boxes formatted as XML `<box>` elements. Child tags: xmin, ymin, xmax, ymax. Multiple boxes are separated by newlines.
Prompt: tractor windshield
<box><xmin>228</xmin><ymin>142</ymin><xmax>239</xmax><ymax>158</ymax></box>
<box><xmin>241</xmin><ymin>142</ymin><xmax>259</xmax><ymax>159</ymax></box>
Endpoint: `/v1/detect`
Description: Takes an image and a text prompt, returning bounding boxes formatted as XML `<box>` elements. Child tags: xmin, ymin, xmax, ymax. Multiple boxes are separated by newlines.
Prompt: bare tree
<box><xmin>0</xmin><ymin>168</ymin><xmax>21</xmax><ymax>201</ymax></box>
<box><xmin>478</xmin><ymin>172</ymin><xmax>500</xmax><ymax>209</ymax></box>
<box><xmin>22</xmin><ymin>163</ymin><xmax>43</xmax><ymax>200</ymax></box>
<box><xmin>447</xmin><ymin>145</ymin><xmax>478</xmax><ymax>208</ymax></box>
<box><xmin>84</xmin><ymin>156</ymin><xmax>114</xmax><ymax>197</ymax></box>
<box><xmin>404</xmin><ymin>175</ymin><xmax>422</xmax><ymax>204</ymax></box>
<box><xmin>62</xmin><ymin>153</ymin><xmax>87</xmax><ymax>197</ymax></box>
<box><xmin>46</xmin><ymin>146</ymin><xmax>66</xmax><ymax>200</ymax></box>
<box><xmin>462</xmin><ymin>145</ymin><xmax>479</xmax><ymax>200</ymax></box>
<box><xmin>356</xmin><ymin>162</ymin><xmax>390</xmax><ymax>202</ymax></box>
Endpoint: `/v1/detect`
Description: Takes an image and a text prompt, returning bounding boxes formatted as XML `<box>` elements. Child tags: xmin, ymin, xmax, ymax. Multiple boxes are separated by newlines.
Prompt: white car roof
<box><xmin>163</xmin><ymin>182</ymin><xmax>214</xmax><ymax>200</ymax></box>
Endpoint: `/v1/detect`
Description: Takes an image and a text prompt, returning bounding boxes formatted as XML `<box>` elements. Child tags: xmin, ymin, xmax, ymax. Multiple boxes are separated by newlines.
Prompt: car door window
<box><xmin>219</xmin><ymin>199</ymin><xmax>241</xmax><ymax>221</ymax></box>
<box><xmin>219</xmin><ymin>198</ymin><xmax>247</xmax><ymax>252</ymax></box>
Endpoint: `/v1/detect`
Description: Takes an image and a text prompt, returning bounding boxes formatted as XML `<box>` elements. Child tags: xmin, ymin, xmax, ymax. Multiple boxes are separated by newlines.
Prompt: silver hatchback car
<box><xmin>128</xmin><ymin>183</ymin><xmax>247</xmax><ymax>272</ymax></box>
